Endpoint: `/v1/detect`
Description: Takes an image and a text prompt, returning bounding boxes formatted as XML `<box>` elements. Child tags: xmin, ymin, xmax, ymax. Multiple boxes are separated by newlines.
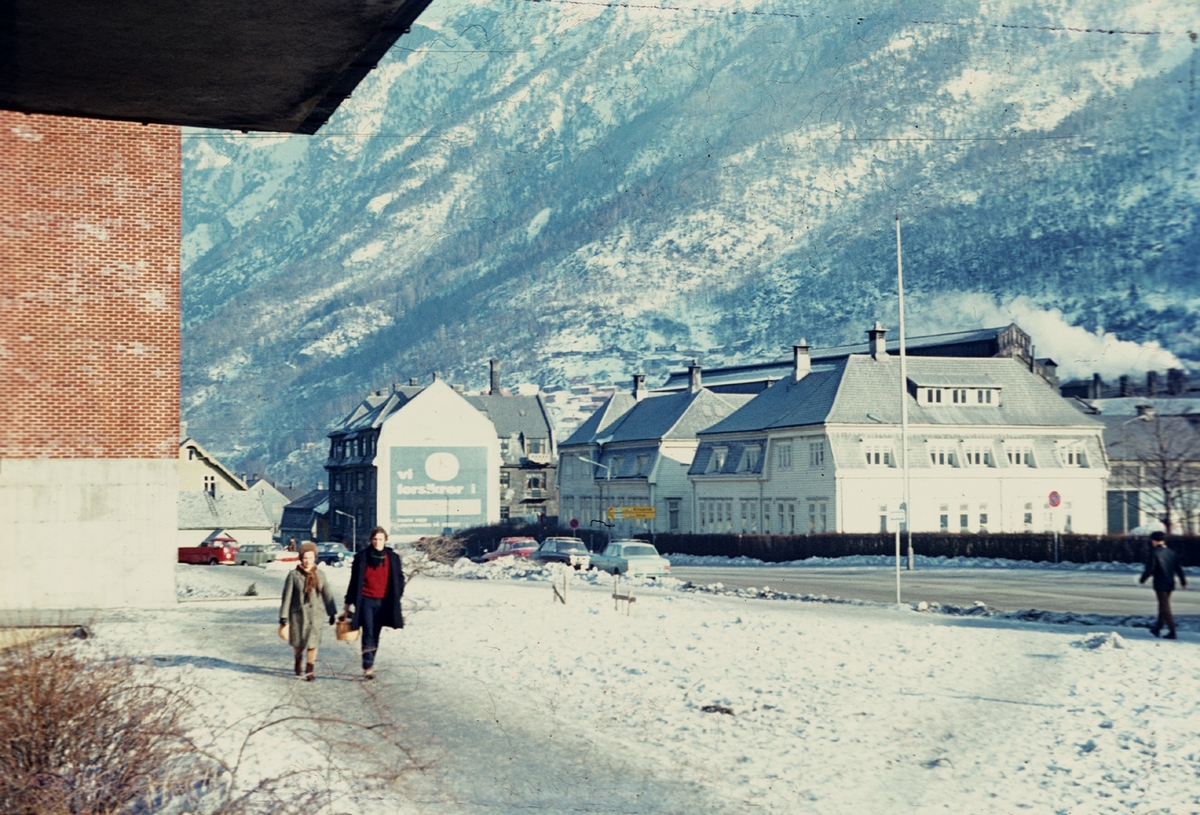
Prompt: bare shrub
<box><xmin>0</xmin><ymin>637</ymin><xmax>194</xmax><ymax>815</ymax></box>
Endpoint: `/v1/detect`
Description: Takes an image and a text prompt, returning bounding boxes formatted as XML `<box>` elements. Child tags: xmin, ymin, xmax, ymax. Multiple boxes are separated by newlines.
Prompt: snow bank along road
<box><xmin>148</xmin><ymin>562</ymin><xmax>1200</xmax><ymax>813</ymax></box>
<box><xmin>669</xmin><ymin>565</ymin><xmax>1200</xmax><ymax>618</ymax></box>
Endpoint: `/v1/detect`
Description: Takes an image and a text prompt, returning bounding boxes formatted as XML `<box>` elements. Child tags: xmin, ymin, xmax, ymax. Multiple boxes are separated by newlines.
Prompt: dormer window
<box><xmin>610</xmin><ymin>456</ymin><xmax>624</xmax><ymax>476</ymax></box>
<box><xmin>863</xmin><ymin>442</ymin><xmax>893</xmax><ymax>467</ymax></box>
<box><xmin>923</xmin><ymin>388</ymin><xmax>943</xmax><ymax>404</ymax></box>
<box><xmin>928</xmin><ymin>443</ymin><xmax>957</xmax><ymax>467</ymax></box>
<box><xmin>738</xmin><ymin>446</ymin><xmax>760</xmax><ymax>473</ymax></box>
<box><xmin>1057</xmin><ymin>442</ymin><xmax>1087</xmax><ymax>468</ymax></box>
<box><xmin>708</xmin><ymin>447</ymin><xmax>728</xmax><ymax>473</ymax></box>
<box><xmin>1005</xmin><ymin>442</ymin><xmax>1035</xmax><ymax>467</ymax></box>
<box><xmin>634</xmin><ymin>454</ymin><xmax>649</xmax><ymax>475</ymax></box>
<box><xmin>962</xmin><ymin>443</ymin><xmax>993</xmax><ymax>467</ymax></box>
<box><xmin>913</xmin><ymin>378</ymin><xmax>999</xmax><ymax>407</ymax></box>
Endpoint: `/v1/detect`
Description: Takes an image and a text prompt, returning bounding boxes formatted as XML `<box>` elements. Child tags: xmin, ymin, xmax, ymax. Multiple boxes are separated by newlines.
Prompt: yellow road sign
<box><xmin>619</xmin><ymin>506</ymin><xmax>656</xmax><ymax>520</ymax></box>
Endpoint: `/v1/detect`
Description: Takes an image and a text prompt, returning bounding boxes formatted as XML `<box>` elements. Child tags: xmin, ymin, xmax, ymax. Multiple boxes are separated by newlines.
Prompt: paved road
<box><xmin>669</xmin><ymin>565</ymin><xmax>1199</xmax><ymax>618</ymax></box>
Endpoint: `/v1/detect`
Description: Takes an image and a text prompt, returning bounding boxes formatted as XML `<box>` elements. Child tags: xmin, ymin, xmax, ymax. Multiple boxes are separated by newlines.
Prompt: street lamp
<box><xmin>334</xmin><ymin>509</ymin><xmax>357</xmax><ymax>552</ymax></box>
<box><xmin>576</xmin><ymin>454</ymin><xmax>611</xmax><ymax>548</ymax></box>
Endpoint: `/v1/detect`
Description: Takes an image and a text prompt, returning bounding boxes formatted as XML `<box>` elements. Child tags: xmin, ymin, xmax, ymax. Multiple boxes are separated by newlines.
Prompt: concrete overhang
<box><xmin>0</xmin><ymin>0</ymin><xmax>435</xmax><ymax>134</ymax></box>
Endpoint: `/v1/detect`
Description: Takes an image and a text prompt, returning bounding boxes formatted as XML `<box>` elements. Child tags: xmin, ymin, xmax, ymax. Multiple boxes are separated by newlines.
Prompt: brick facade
<box><xmin>0</xmin><ymin>112</ymin><xmax>180</xmax><ymax>459</ymax></box>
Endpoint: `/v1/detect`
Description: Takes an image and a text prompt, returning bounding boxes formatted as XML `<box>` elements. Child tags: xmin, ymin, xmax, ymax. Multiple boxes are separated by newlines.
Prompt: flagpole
<box><xmin>896</xmin><ymin>215</ymin><xmax>913</xmax><ymax>573</ymax></box>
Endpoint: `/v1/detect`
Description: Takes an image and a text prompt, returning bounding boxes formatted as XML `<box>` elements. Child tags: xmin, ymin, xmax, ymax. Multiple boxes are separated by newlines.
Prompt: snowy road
<box><xmin>147</xmin><ymin>561</ymin><xmax>1200</xmax><ymax>813</ymax></box>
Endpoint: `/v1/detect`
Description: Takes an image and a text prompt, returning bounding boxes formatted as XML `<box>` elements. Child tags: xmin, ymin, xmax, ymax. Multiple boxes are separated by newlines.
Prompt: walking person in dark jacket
<box><xmin>1140</xmin><ymin>530</ymin><xmax>1187</xmax><ymax>639</ymax></box>
<box><xmin>343</xmin><ymin>526</ymin><xmax>405</xmax><ymax>680</ymax></box>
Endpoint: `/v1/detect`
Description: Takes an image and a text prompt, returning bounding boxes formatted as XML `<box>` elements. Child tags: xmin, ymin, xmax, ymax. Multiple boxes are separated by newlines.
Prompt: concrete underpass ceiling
<box><xmin>0</xmin><ymin>0</ymin><xmax>435</xmax><ymax>133</ymax></box>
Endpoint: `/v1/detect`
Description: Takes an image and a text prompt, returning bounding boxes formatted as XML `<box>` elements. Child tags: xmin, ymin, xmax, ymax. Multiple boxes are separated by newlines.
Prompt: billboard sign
<box><xmin>389</xmin><ymin>446</ymin><xmax>488</xmax><ymax>535</ymax></box>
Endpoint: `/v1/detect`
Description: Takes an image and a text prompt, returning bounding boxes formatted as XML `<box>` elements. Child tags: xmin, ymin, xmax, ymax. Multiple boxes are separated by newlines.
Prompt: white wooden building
<box><xmin>689</xmin><ymin>332</ymin><xmax>1109</xmax><ymax>535</ymax></box>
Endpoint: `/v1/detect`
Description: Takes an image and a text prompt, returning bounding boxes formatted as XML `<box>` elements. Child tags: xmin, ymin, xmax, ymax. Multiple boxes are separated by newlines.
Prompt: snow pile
<box><xmin>667</xmin><ymin>552</ymin><xmax>1144</xmax><ymax>572</ymax></box>
<box><xmin>1073</xmin><ymin>631</ymin><xmax>1128</xmax><ymax>650</ymax></box>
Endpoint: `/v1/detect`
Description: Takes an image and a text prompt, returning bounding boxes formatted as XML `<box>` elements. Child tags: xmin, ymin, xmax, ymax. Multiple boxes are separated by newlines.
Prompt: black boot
<box><xmin>294</xmin><ymin>652</ymin><xmax>303</xmax><ymax>676</ymax></box>
<box><xmin>305</xmin><ymin>662</ymin><xmax>316</xmax><ymax>681</ymax></box>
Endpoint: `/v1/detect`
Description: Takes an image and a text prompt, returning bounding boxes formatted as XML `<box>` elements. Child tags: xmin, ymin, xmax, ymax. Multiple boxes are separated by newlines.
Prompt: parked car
<box><xmin>178</xmin><ymin>537</ymin><xmax>239</xmax><ymax>565</ymax></box>
<box><xmin>315</xmin><ymin>541</ymin><xmax>353</xmax><ymax>566</ymax></box>
<box><xmin>589</xmin><ymin>540</ymin><xmax>671</xmax><ymax>578</ymax></box>
<box><xmin>480</xmin><ymin>536</ymin><xmax>539</xmax><ymax>563</ymax></box>
<box><xmin>233</xmin><ymin>543</ymin><xmax>283</xmax><ymax>567</ymax></box>
<box><xmin>530</xmin><ymin>537</ymin><xmax>591</xmax><ymax>570</ymax></box>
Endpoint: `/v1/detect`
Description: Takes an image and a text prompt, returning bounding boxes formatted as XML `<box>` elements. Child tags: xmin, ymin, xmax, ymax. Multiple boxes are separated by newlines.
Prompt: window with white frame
<box><xmin>634</xmin><ymin>454</ymin><xmax>649</xmax><ymax>475</ymax></box>
<box><xmin>962</xmin><ymin>443</ymin><xmax>993</xmax><ymax>467</ymax></box>
<box><xmin>950</xmin><ymin>388</ymin><xmax>968</xmax><ymax>404</ymax></box>
<box><xmin>1006</xmin><ymin>443</ymin><xmax>1035</xmax><ymax>467</ymax></box>
<box><xmin>809</xmin><ymin>441</ymin><xmax>825</xmax><ymax>467</ymax></box>
<box><xmin>708</xmin><ymin>447</ymin><xmax>728</xmax><ymax>473</ymax></box>
<box><xmin>667</xmin><ymin>498</ymin><xmax>680</xmax><ymax>532</ymax></box>
<box><xmin>928</xmin><ymin>443</ymin><xmax>957</xmax><ymax>467</ymax></box>
<box><xmin>1023</xmin><ymin>502</ymin><xmax>1034</xmax><ymax>526</ymax></box>
<box><xmin>863</xmin><ymin>442</ymin><xmax>893</xmax><ymax>467</ymax></box>
<box><xmin>610</xmin><ymin>456</ymin><xmax>624</xmax><ymax>476</ymax></box>
<box><xmin>923</xmin><ymin>388</ymin><xmax>944</xmax><ymax>404</ymax></box>
<box><xmin>808</xmin><ymin>499</ymin><xmax>828</xmax><ymax>532</ymax></box>
<box><xmin>777</xmin><ymin>442</ymin><xmax>793</xmax><ymax>470</ymax></box>
<box><xmin>740</xmin><ymin>499</ymin><xmax>759</xmax><ymax>533</ymax></box>
<box><xmin>979</xmin><ymin>503</ymin><xmax>989</xmax><ymax>531</ymax></box>
<box><xmin>1057</xmin><ymin>443</ymin><xmax>1087</xmax><ymax>467</ymax></box>
<box><xmin>738</xmin><ymin>446</ymin><xmax>760</xmax><ymax>473</ymax></box>
<box><xmin>777</xmin><ymin>500</ymin><xmax>796</xmax><ymax>534</ymax></box>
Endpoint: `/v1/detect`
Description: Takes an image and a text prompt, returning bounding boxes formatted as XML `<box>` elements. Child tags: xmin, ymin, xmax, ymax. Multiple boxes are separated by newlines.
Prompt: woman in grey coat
<box><xmin>280</xmin><ymin>541</ymin><xmax>338</xmax><ymax>680</ymax></box>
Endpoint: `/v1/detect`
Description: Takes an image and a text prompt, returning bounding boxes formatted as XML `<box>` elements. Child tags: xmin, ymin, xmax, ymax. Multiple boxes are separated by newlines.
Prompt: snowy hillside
<box><xmin>181</xmin><ymin>0</ymin><xmax>1200</xmax><ymax>483</ymax></box>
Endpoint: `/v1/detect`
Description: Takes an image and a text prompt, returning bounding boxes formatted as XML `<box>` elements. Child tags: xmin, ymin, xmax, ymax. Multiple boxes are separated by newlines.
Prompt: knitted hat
<box><xmin>299</xmin><ymin>541</ymin><xmax>318</xmax><ymax>557</ymax></box>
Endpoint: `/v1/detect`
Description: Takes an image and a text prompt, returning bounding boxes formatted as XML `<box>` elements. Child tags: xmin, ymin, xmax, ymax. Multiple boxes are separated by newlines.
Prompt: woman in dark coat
<box><xmin>343</xmin><ymin>526</ymin><xmax>405</xmax><ymax>680</ymax></box>
<box><xmin>281</xmin><ymin>541</ymin><xmax>338</xmax><ymax>680</ymax></box>
<box><xmin>1140</xmin><ymin>530</ymin><xmax>1188</xmax><ymax>639</ymax></box>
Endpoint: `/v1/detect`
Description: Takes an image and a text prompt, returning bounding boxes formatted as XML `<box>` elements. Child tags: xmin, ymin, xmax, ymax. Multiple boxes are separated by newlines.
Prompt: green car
<box><xmin>234</xmin><ymin>543</ymin><xmax>283</xmax><ymax>566</ymax></box>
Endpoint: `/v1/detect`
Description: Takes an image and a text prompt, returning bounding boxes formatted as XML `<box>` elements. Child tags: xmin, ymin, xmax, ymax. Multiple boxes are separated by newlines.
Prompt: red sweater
<box><xmin>362</xmin><ymin>552</ymin><xmax>390</xmax><ymax>599</ymax></box>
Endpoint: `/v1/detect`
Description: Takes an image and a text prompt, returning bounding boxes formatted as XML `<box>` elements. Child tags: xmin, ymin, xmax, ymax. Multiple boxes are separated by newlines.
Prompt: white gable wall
<box><xmin>374</xmin><ymin>380</ymin><xmax>500</xmax><ymax>540</ymax></box>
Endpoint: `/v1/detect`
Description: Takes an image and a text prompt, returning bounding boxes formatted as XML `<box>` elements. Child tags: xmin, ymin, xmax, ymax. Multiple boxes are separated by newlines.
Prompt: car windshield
<box><xmin>558</xmin><ymin>542</ymin><xmax>586</xmax><ymax>553</ymax></box>
<box><xmin>623</xmin><ymin>545</ymin><xmax>658</xmax><ymax>557</ymax></box>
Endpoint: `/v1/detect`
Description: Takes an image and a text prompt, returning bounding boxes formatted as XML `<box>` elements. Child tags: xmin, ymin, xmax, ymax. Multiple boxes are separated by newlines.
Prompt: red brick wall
<box><xmin>0</xmin><ymin>113</ymin><xmax>180</xmax><ymax>459</ymax></box>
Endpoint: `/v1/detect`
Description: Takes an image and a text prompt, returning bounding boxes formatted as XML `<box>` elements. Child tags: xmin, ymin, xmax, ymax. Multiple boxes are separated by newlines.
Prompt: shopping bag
<box><xmin>335</xmin><ymin>615</ymin><xmax>359</xmax><ymax>642</ymax></box>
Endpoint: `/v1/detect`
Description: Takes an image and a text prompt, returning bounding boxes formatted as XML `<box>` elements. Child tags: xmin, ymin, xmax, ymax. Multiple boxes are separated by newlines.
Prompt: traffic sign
<box><xmin>1048</xmin><ymin>491</ymin><xmax>1061</xmax><ymax>508</ymax></box>
<box><xmin>619</xmin><ymin>506</ymin><xmax>656</xmax><ymax>520</ymax></box>
<box><xmin>569</xmin><ymin>518</ymin><xmax>579</xmax><ymax>530</ymax></box>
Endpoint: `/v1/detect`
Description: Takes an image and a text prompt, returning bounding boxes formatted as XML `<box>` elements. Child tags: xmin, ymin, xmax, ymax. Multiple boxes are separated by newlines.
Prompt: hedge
<box><xmin>640</xmin><ymin>532</ymin><xmax>1200</xmax><ymax>568</ymax></box>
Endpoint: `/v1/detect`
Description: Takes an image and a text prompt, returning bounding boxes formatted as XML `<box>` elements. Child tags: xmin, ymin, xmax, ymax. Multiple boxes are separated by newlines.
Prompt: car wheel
<box><xmin>239</xmin><ymin>560</ymin><xmax>247</xmax><ymax>566</ymax></box>
<box><xmin>208</xmin><ymin>558</ymin><xmax>218</xmax><ymax>566</ymax></box>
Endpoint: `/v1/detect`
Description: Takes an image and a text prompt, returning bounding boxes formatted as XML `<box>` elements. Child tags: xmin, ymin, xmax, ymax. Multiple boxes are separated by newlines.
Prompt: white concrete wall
<box><xmin>1</xmin><ymin>459</ymin><xmax>178</xmax><ymax>614</ymax></box>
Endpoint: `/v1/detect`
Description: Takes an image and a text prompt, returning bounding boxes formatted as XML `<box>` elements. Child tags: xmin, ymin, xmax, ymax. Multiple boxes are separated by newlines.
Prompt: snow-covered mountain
<box><xmin>182</xmin><ymin>0</ymin><xmax>1200</xmax><ymax>484</ymax></box>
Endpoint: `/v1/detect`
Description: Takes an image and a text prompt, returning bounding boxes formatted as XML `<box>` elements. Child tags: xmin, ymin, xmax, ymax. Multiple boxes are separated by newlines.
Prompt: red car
<box><xmin>178</xmin><ymin>535</ymin><xmax>239</xmax><ymax>565</ymax></box>
<box><xmin>480</xmin><ymin>536</ymin><xmax>539</xmax><ymax>563</ymax></box>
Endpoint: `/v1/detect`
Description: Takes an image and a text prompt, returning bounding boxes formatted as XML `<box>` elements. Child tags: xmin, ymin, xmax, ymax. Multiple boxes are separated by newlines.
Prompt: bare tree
<box><xmin>1104</xmin><ymin>411</ymin><xmax>1200</xmax><ymax>534</ymax></box>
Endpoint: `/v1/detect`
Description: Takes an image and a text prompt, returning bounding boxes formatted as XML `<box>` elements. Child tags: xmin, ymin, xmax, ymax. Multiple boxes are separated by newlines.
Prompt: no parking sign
<box><xmin>1048</xmin><ymin>490</ymin><xmax>1062</xmax><ymax>508</ymax></box>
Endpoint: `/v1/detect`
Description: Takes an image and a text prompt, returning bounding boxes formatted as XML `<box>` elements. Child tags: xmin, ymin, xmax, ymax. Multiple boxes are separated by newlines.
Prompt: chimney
<box><xmin>792</xmin><ymin>339</ymin><xmax>811</xmax><ymax>382</ymax></box>
<box><xmin>1092</xmin><ymin>373</ymin><xmax>1102</xmax><ymax>400</ymax></box>
<box><xmin>453</xmin><ymin>384</ymin><xmax>465</xmax><ymax>393</ymax></box>
<box><xmin>490</xmin><ymin>359</ymin><xmax>501</xmax><ymax>394</ymax></box>
<box><xmin>432</xmin><ymin>371</ymin><xmax>441</xmax><ymax>382</ymax></box>
<box><xmin>688</xmin><ymin>360</ymin><xmax>702</xmax><ymax>394</ymax></box>
<box><xmin>1147</xmin><ymin>370</ymin><xmax>1159</xmax><ymax>397</ymax></box>
<box><xmin>317</xmin><ymin>481</ymin><xmax>324</xmax><ymax>491</ymax></box>
<box><xmin>409</xmin><ymin>377</ymin><xmax>419</xmax><ymax>386</ymax></box>
<box><xmin>1168</xmin><ymin>368</ymin><xmax>1185</xmax><ymax>395</ymax></box>
<box><xmin>867</xmin><ymin>322</ymin><xmax>887</xmax><ymax>361</ymax></box>
<box><xmin>1119</xmin><ymin>375</ymin><xmax>1132</xmax><ymax>397</ymax></box>
<box><xmin>632</xmin><ymin>374</ymin><xmax>647</xmax><ymax>401</ymax></box>
<box><xmin>1136</xmin><ymin>403</ymin><xmax>1156</xmax><ymax>418</ymax></box>
<box><xmin>179</xmin><ymin>420</ymin><xmax>188</xmax><ymax>440</ymax></box>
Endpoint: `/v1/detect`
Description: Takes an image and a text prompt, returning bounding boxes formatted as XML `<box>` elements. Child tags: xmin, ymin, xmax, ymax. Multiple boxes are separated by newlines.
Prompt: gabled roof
<box><xmin>464</xmin><ymin>394</ymin><xmax>553</xmax><ymax>441</ymax></box>
<box><xmin>606</xmin><ymin>389</ymin><xmax>754</xmax><ymax>444</ymax></box>
<box><xmin>328</xmin><ymin>387</ymin><xmax>423</xmax><ymax>435</ymax></box>
<box><xmin>180</xmin><ymin>437</ymin><xmax>247</xmax><ymax>489</ymax></box>
<box><xmin>179</xmin><ymin>491</ymin><xmax>273</xmax><ymax>531</ymax></box>
<box><xmin>661</xmin><ymin>325</ymin><xmax>1025</xmax><ymax>391</ymax></box>
<box><xmin>1096</xmin><ymin>415</ymin><xmax>1200</xmax><ymax>463</ymax></box>
<box><xmin>561</xmin><ymin>392</ymin><xmax>636</xmax><ymax>446</ymax></box>
<box><xmin>702</xmin><ymin>356</ymin><xmax>1099</xmax><ymax>436</ymax></box>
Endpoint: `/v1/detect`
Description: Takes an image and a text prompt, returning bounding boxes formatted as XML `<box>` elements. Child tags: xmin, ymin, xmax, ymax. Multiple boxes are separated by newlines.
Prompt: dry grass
<box><xmin>0</xmin><ymin>636</ymin><xmax>194</xmax><ymax>815</ymax></box>
<box><xmin>0</xmin><ymin>633</ymin><xmax>433</xmax><ymax>814</ymax></box>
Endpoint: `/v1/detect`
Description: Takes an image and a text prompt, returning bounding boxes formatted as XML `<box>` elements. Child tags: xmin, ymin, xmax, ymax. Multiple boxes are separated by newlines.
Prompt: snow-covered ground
<box><xmin>89</xmin><ymin>557</ymin><xmax>1199</xmax><ymax>813</ymax></box>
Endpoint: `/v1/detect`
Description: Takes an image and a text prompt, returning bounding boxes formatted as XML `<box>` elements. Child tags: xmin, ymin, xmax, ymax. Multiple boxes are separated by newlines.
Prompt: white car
<box><xmin>589</xmin><ymin>540</ymin><xmax>670</xmax><ymax>578</ymax></box>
